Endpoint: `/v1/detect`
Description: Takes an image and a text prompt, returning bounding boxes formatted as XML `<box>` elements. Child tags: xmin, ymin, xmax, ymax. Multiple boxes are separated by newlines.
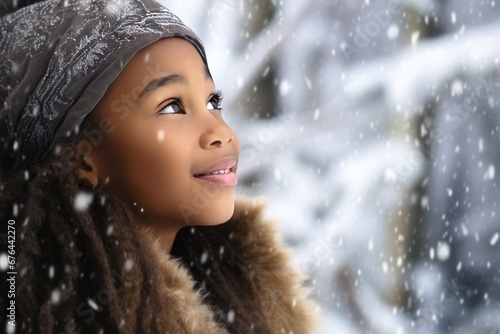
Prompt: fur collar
<box><xmin>143</xmin><ymin>198</ymin><xmax>320</xmax><ymax>333</ymax></box>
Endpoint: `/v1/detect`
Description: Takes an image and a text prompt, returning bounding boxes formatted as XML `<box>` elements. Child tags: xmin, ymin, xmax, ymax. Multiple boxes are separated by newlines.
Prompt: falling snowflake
<box><xmin>488</xmin><ymin>165</ymin><xmax>495</xmax><ymax>180</ymax></box>
<box><xmin>279</xmin><ymin>80</ymin><xmax>291</xmax><ymax>95</ymax></box>
<box><xmin>313</xmin><ymin>109</ymin><xmax>320</xmax><ymax>121</ymax></box>
<box><xmin>437</xmin><ymin>242</ymin><xmax>451</xmax><ymax>261</ymax></box>
<box><xmin>74</xmin><ymin>192</ymin><xmax>94</xmax><ymax>212</ymax></box>
<box><xmin>0</xmin><ymin>253</ymin><xmax>8</xmax><ymax>271</ymax></box>
<box><xmin>49</xmin><ymin>266</ymin><xmax>55</xmax><ymax>279</ymax></box>
<box><xmin>106</xmin><ymin>224</ymin><xmax>114</xmax><ymax>236</ymax></box>
<box><xmin>51</xmin><ymin>289</ymin><xmax>61</xmax><ymax>305</ymax></box>
<box><xmin>12</xmin><ymin>204</ymin><xmax>18</xmax><ymax>217</ymax></box>
<box><xmin>387</xmin><ymin>24</ymin><xmax>399</xmax><ymax>39</ymax></box>
<box><xmin>124</xmin><ymin>258</ymin><xmax>134</xmax><ymax>272</ymax></box>
<box><xmin>88</xmin><ymin>298</ymin><xmax>99</xmax><ymax>311</ymax></box>
<box><xmin>227</xmin><ymin>309</ymin><xmax>235</xmax><ymax>323</ymax></box>
<box><xmin>490</xmin><ymin>233</ymin><xmax>499</xmax><ymax>246</ymax></box>
<box><xmin>201</xmin><ymin>251</ymin><xmax>208</xmax><ymax>264</ymax></box>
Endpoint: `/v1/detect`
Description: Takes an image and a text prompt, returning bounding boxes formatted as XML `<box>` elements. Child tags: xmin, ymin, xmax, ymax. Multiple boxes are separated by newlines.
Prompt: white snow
<box><xmin>437</xmin><ymin>242</ymin><xmax>451</xmax><ymax>261</ymax></box>
<box><xmin>74</xmin><ymin>192</ymin><xmax>94</xmax><ymax>212</ymax></box>
<box><xmin>124</xmin><ymin>258</ymin><xmax>134</xmax><ymax>272</ymax></box>
<box><xmin>88</xmin><ymin>298</ymin><xmax>100</xmax><ymax>311</ymax></box>
<box><xmin>488</xmin><ymin>165</ymin><xmax>496</xmax><ymax>180</ymax></box>
<box><xmin>200</xmin><ymin>251</ymin><xmax>208</xmax><ymax>264</ymax></box>
<box><xmin>279</xmin><ymin>80</ymin><xmax>291</xmax><ymax>95</ymax></box>
<box><xmin>51</xmin><ymin>289</ymin><xmax>61</xmax><ymax>304</ymax></box>
<box><xmin>490</xmin><ymin>233</ymin><xmax>499</xmax><ymax>246</ymax></box>
<box><xmin>0</xmin><ymin>253</ymin><xmax>8</xmax><ymax>271</ymax></box>
<box><xmin>227</xmin><ymin>309</ymin><xmax>235</xmax><ymax>323</ymax></box>
<box><xmin>49</xmin><ymin>266</ymin><xmax>55</xmax><ymax>279</ymax></box>
<box><xmin>387</xmin><ymin>24</ymin><xmax>399</xmax><ymax>39</ymax></box>
<box><xmin>451</xmin><ymin>12</ymin><xmax>457</xmax><ymax>24</ymax></box>
<box><xmin>106</xmin><ymin>224</ymin><xmax>114</xmax><ymax>236</ymax></box>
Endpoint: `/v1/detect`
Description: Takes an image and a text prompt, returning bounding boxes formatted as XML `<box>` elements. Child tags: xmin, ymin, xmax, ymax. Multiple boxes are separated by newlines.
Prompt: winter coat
<box><xmin>142</xmin><ymin>198</ymin><xmax>319</xmax><ymax>333</ymax></box>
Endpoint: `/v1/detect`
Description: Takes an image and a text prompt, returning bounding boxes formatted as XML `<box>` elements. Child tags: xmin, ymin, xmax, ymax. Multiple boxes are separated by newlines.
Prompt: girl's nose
<box><xmin>199</xmin><ymin>118</ymin><xmax>235</xmax><ymax>149</ymax></box>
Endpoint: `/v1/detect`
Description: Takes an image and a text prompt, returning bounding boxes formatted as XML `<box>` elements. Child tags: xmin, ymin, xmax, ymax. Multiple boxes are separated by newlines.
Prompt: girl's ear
<box><xmin>76</xmin><ymin>149</ymin><xmax>101</xmax><ymax>187</ymax></box>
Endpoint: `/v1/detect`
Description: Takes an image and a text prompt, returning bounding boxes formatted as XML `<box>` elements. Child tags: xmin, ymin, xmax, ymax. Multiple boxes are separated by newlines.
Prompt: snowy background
<box><xmin>161</xmin><ymin>0</ymin><xmax>500</xmax><ymax>333</ymax></box>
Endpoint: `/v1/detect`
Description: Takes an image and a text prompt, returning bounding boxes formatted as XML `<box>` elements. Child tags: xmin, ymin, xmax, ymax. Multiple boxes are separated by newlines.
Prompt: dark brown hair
<box><xmin>0</xmin><ymin>136</ymin><xmax>269</xmax><ymax>333</ymax></box>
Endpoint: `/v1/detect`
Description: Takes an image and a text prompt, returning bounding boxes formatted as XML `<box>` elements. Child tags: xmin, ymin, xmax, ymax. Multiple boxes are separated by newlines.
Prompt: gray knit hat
<box><xmin>0</xmin><ymin>0</ymin><xmax>208</xmax><ymax>176</ymax></box>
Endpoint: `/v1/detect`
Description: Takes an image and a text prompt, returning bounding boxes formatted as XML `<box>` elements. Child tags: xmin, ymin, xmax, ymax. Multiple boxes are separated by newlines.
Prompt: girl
<box><xmin>0</xmin><ymin>0</ymin><xmax>319</xmax><ymax>333</ymax></box>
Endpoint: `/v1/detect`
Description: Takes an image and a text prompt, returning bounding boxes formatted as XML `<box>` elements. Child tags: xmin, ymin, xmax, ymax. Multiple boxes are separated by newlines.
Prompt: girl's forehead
<box><xmin>92</xmin><ymin>38</ymin><xmax>214</xmax><ymax>112</ymax></box>
<box><xmin>125</xmin><ymin>38</ymin><xmax>211</xmax><ymax>81</ymax></box>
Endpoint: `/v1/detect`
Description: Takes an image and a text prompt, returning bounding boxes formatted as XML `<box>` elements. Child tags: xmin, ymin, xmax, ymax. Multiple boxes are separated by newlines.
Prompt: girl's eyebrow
<box><xmin>137</xmin><ymin>74</ymin><xmax>185</xmax><ymax>102</ymax></box>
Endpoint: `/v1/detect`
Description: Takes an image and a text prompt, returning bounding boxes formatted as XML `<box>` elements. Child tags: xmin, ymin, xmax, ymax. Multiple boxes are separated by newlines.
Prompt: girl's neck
<box><xmin>136</xmin><ymin>217</ymin><xmax>180</xmax><ymax>254</ymax></box>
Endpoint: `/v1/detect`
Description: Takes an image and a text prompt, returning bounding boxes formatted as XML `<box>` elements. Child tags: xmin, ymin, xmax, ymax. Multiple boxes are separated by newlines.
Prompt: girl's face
<box><xmin>85</xmin><ymin>38</ymin><xmax>239</xmax><ymax>230</ymax></box>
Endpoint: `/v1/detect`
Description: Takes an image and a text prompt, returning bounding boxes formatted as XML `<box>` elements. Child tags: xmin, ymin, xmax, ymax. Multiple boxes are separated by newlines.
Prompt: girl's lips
<box><xmin>194</xmin><ymin>157</ymin><xmax>238</xmax><ymax>186</ymax></box>
<box><xmin>194</xmin><ymin>172</ymin><xmax>237</xmax><ymax>186</ymax></box>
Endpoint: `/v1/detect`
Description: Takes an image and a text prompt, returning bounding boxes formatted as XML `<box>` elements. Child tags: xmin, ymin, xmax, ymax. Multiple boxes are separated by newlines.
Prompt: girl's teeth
<box><xmin>210</xmin><ymin>169</ymin><xmax>230</xmax><ymax>175</ymax></box>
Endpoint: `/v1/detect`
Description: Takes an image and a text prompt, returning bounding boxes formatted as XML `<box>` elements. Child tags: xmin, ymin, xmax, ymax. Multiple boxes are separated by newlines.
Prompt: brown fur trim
<box><xmin>142</xmin><ymin>229</ymin><xmax>229</xmax><ymax>334</ymax></box>
<box><xmin>144</xmin><ymin>198</ymin><xmax>321</xmax><ymax>333</ymax></box>
<box><xmin>223</xmin><ymin>198</ymin><xmax>321</xmax><ymax>333</ymax></box>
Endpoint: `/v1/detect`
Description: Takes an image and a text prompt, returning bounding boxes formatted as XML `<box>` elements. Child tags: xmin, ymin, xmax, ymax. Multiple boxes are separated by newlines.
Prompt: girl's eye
<box><xmin>158</xmin><ymin>99</ymin><xmax>185</xmax><ymax>115</ymax></box>
<box><xmin>207</xmin><ymin>91</ymin><xmax>224</xmax><ymax>111</ymax></box>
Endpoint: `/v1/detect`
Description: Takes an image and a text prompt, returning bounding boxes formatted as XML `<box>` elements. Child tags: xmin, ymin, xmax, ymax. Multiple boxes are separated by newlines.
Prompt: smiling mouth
<box><xmin>194</xmin><ymin>158</ymin><xmax>238</xmax><ymax>186</ymax></box>
<box><xmin>194</xmin><ymin>167</ymin><xmax>234</xmax><ymax>177</ymax></box>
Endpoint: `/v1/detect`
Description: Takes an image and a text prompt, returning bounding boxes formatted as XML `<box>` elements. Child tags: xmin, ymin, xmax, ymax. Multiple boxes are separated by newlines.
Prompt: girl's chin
<box><xmin>128</xmin><ymin>200</ymin><xmax>235</xmax><ymax>227</ymax></box>
<box><xmin>186</xmin><ymin>199</ymin><xmax>236</xmax><ymax>226</ymax></box>
<box><xmin>196</xmin><ymin>210</ymin><xmax>235</xmax><ymax>226</ymax></box>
